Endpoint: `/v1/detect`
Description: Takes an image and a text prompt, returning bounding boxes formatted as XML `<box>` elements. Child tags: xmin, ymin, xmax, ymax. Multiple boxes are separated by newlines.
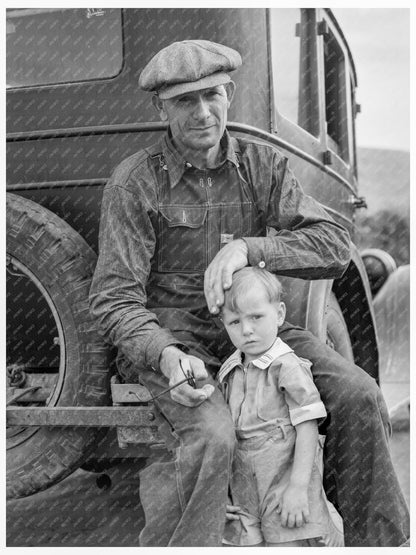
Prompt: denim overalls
<box><xmin>145</xmin><ymin>134</ymin><xmax>265</xmax><ymax>368</ymax></box>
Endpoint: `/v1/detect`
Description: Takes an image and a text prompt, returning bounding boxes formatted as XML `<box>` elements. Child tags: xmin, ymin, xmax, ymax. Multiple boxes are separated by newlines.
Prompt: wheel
<box><xmin>6</xmin><ymin>193</ymin><xmax>111</xmax><ymax>498</ymax></box>
<box><xmin>325</xmin><ymin>292</ymin><xmax>354</xmax><ymax>362</ymax></box>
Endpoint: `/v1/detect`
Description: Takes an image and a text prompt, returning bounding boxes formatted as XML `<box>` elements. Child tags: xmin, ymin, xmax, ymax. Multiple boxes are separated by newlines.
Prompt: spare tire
<box><xmin>6</xmin><ymin>193</ymin><xmax>111</xmax><ymax>498</ymax></box>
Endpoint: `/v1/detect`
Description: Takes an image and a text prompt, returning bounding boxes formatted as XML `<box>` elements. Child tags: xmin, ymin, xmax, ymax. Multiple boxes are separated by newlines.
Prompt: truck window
<box><xmin>323</xmin><ymin>27</ymin><xmax>349</xmax><ymax>161</ymax></box>
<box><xmin>269</xmin><ymin>9</ymin><xmax>300</xmax><ymax>125</ymax></box>
<box><xmin>6</xmin><ymin>8</ymin><xmax>123</xmax><ymax>88</ymax></box>
<box><xmin>270</xmin><ymin>8</ymin><xmax>319</xmax><ymax>137</ymax></box>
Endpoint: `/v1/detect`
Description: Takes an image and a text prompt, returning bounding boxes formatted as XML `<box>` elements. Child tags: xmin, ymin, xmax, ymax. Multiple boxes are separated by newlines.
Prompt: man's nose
<box><xmin>193</xmin><ymin>98</ymin><xmax>210</xmax><ymax>120</ymax></box>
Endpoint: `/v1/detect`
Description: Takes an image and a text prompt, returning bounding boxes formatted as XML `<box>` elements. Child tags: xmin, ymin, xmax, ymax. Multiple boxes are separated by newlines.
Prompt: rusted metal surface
<box><xmin>7</xmin><ymin>374</ymin><xmax>57</xmax><ymax>404</ymax></box>
<box><xmin>7</xmin><ymin>387</ymin><xmax>43</xmax><ymax>406</ymax></box>
<box><xmin>116</xmin><ymin>426</ymin><xmax>162</xmax><ymax>446</ymax></box>
<box><xmin>6</xmin><ymin>406</ymin><xmax>158</xmax><ymax>427</ymax></box>
<box><xmin>110</xmin><ymin>382</ymin><xmax>166</xmax><ymax>447</ymax></box>
<box><xmin>111</xmin><ymin>383</ymin><xmax>152</xmax><ymax>403</ymax></box>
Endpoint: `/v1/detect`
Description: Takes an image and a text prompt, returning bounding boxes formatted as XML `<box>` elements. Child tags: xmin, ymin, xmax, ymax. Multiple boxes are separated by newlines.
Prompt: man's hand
<box><xmin>226</xmin><ymin>503</ymin><xmax>242</xmax><ymax>521</ymax></box>
<box><xmin>276</xmin><ymin>484</ymin><xmax>310</xmax><ymax>528</ymax></box>
<box><xmin>159</xmin><ymin>346</ymin><xmax>215</xmax><ymax>407</ymax></box>
<box><xmin>204</xmin><ymin>239</ymin><xmax>248</xmax><ymax>314</ymax></box>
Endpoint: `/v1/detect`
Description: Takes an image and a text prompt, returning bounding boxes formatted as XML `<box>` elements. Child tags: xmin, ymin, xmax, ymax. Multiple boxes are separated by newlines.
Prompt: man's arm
<box><xmin>89</xmin><ymin>175</ymin><xmax>213</xmax><ymax>404</ymax></box>
<box><xmin>243</xmin><ymin>154</ymin><xmax>351</xmax><ymax>278</ymax></box>
<box><xmin>89</xmin><ymin>180</ymin><xmax>176</xmax><ymax>370</ymax></box>
<box><xmin>205</xmin><ymin>152</ymin><xmax>351</xmax><ymax>313</ymax></box>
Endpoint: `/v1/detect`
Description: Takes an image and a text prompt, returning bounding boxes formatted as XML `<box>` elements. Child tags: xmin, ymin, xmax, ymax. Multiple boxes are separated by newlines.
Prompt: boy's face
<box><xmin>222</xmin><ymin>288</ymin><xmax>286</xmax><ymax>363</ymax></box>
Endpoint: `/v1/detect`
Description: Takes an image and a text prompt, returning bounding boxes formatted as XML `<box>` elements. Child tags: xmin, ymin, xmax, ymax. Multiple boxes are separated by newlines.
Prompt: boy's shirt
<box><xmin>218</xmin><ymin>337</ymin><xmax>327</xmax><ymax>439</ymax></box>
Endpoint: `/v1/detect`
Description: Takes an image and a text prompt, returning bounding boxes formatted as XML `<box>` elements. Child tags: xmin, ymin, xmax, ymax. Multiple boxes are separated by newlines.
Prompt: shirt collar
<box><xmin>250</xmin><ymin>338</ymin><xmax>293</xmax><ymax>369</ymax></box>
<box><xmin>217</xmin><ymin>338</ymin><xmax>293</xmax><ymax>383</ymax></box>
<box><xmin>161</xmin><ymin>129</ymin><xmax>239</xmax><ymax>188</ymax></box>
<box><xmin>217</xmin><ymin>350</ymin><xmax>243</xmax><ymax>383</ymax></box>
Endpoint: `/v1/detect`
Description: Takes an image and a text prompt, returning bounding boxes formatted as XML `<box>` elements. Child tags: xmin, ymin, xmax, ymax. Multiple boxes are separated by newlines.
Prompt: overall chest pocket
<box><xmin>157</xmin><ymin>205</ymin><xmax>208</xmax><ymax>272</ymax></box>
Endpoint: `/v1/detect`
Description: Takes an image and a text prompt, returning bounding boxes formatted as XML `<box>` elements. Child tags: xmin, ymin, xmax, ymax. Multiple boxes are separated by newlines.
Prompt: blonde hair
<box><xmin>223</xmin><ymin>267</ymin><xmax>283</xmax><ymax>312</ymax></box>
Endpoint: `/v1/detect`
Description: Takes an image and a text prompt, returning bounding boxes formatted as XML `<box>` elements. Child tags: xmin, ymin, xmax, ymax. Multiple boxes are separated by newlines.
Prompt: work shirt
<box><xmin>218</xmin><ymin>337</ymin><xmax>327</xmax><ymax>439</ymax></box>
<box><xmin>89</xmin><ymin>130</ymin><xmax>351</xmax><ymax>373</ymax></box>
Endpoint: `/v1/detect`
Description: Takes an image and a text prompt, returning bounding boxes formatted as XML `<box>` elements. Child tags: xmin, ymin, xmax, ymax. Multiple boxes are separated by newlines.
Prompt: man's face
<box><xmin>154</xmin><ymin>84</ymin><xmax>234</xmax><ymax>155</ymax></box>
<box><xmin>222</xmin><ymin>288</ymin><xmax>286</xmax><ymax>363</ymax></box>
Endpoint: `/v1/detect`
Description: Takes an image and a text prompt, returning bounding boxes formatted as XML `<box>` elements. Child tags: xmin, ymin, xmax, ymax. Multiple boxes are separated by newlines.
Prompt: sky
<box><xmin>333</xmin><ymin>8</ymin><xmax>410</xmax><ymax>151</ymax></box>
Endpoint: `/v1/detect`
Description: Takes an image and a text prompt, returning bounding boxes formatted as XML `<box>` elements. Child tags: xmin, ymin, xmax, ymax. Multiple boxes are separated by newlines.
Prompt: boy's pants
<box><xmin>134</xmin><ymin>321</ymin><xmax>409</xmax><ymax>547</ymax></box>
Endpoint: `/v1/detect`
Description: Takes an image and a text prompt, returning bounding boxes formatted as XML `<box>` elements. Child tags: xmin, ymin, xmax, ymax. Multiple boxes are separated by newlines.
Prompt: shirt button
<box><xmin>258</xmin><ymin>261</ymin><xmax>266</xmax><ymax>268</ymax></box>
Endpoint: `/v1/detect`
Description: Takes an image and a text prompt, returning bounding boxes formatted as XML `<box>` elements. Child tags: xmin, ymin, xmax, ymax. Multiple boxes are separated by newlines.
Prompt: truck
<box><xmin>6</xmin><ymin>7</ymin><xmax>382</xmax><ymax>499</ymax></box>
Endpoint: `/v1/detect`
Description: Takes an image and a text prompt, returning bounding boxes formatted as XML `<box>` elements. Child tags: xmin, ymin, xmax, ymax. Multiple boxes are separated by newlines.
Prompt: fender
<box><xmin>278</xmin><ymin>275</ymin><xmax>332</xmax><ymax>343</ymax></box>
<box><xmin>332</xmin><ymin>243</ymin><xmax>379</xmax><ymax>381</ymax></box>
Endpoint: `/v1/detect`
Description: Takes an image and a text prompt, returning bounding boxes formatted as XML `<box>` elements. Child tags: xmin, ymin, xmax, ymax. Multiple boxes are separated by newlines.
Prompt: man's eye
<box><xmin>176</xmin><ymin>95</ymin><xmax>191</xmax><ymax>104</ymax></box>
<box><xmin>204</xmin><ymin>90</ymin><xmax>222</xmax><ymax>101</ymax></box>
<box><xmin>252</xmin><ymin>315</ymin><xmax>262</xmax><ymax>320</ymax></box>
<box><xmin>229</xmin><ymin>320</ymin><xmax>239</xmax><ymax>326</ymax></box>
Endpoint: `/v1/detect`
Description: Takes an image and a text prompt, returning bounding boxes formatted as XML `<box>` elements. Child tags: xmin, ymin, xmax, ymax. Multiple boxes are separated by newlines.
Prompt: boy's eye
<box><xmin>251</xmin><ymin>315</ymin><xmax>262</xmax><ymax>320</ymax></box>
<box><xmin>228</xmin><ymin>319</ymin><xmax>239</xmax><ymax>326</ymax></box>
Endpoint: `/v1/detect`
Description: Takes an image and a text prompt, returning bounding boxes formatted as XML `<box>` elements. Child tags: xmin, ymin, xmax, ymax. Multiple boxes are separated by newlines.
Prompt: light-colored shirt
<box><xmin>218</xmin><ymin>337</ymin><xmax>327</xmax><ymax>439</ymax></box>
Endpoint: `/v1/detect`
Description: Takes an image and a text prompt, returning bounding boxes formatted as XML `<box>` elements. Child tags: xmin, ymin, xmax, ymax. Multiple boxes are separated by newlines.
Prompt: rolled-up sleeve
<box><xmin>278</xmin><ymin>355</ymin><xmax>327</xmax><ymax>427</ymax></box>
<box><xmin>89</xmin><ymin>163</ymin><xmax>181</xmax><ymax>372</ymax></box>
<box><xmin>243</xmin><ymin>152</ymin><xmax>351</xmax><ymax>279</ymax></box>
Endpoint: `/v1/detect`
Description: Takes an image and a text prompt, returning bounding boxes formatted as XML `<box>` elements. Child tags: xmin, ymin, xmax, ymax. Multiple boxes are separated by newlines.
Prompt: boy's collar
<box><xmin>250</xmin><ymin>337</ymin><xmax>293</xmax><ymax>369</ymax></box>
<box><xmin>218</xmin><ymin>338</ymin><xmax>293</xmax><ymax>382</ymax></box>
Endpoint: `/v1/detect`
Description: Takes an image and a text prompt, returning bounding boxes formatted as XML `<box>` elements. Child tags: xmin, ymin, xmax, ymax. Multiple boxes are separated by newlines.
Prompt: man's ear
<box><xmin>225</xmin><ymin>81</ymin><xmax>236</xmax><ymax>106</ymax></box>
<box><xmin>277</xmin><ymin>302</ymin><xmax>286</xmax><ymax>327</ymax></box>
<box><xmin>152</xmin><ymin>94</ymin><xmax>168</xmax><ymax>121</ymax></box>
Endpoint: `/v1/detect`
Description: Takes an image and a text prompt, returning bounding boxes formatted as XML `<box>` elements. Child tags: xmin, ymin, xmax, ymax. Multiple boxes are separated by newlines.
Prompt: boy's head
<box><xmin>221</xmin><ymin>267</ymin><xmax>286</xmax><ymax>362</ymax></box>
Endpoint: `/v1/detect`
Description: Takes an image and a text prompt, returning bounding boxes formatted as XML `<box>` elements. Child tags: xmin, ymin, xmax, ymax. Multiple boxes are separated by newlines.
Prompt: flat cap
<box><xmin>139</xmin><ymin>40</ymin><xmax>242</xmax><ymax>99</ymax></box>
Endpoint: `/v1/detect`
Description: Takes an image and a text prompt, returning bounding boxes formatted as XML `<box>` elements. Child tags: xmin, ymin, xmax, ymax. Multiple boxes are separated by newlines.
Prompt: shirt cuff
<box><xmin>144</xmin><ymin>328</ymin><xmax>187</xmax><ymax>371</ymax></box>
<box><xmin>242</xmin><ymin>237</ymin><xmax>268</xmax><ymax>268</ymax></box>
<box><xmin>289</xmin><ymin>401</ymin><xmax>327</xmax><ymax>427</ymax></box>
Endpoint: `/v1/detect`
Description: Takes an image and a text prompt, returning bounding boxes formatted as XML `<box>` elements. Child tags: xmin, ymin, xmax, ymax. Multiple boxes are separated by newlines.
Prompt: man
<box><xmin>89</xmin><ymin>40</ymin><xmax>409</xmax><ymax>547</ymax></box>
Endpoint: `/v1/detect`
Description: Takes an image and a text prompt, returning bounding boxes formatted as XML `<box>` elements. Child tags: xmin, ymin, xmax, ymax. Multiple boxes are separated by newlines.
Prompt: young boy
<box><xmin>218</xmin><ymin>267</ymin><xmax>343</xmax><ymax>546</ymax></box>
